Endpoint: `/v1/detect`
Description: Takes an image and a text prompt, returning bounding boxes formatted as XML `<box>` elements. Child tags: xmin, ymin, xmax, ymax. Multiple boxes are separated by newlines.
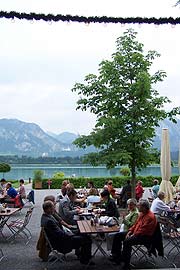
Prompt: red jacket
<box><xmin>129</xmin><ymin>210</ymin><xmax>157</xmax><ymax>236</ymax></box>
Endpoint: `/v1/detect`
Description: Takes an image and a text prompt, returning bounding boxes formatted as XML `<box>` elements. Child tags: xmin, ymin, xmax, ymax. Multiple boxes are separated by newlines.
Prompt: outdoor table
<box><xmin>77</xmin><ymin>219</ymin><xmax>119</xmax><ymax>257</ymax></box>
<box><xmin>0</xmin><ymin>208</ymin><xmax>20</xmax><ymax>239</ymax></box>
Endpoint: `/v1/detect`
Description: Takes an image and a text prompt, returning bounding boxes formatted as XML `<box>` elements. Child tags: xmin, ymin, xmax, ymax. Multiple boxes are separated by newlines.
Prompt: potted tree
<box><xmin>33</xmin><ymin>170</ymin><xmax>43</xmax><ymax>189</ymax></box>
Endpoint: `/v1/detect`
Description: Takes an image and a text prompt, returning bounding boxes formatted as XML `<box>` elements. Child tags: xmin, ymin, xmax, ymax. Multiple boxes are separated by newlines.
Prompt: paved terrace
<box><xmin>0</xmin><ymin>185</ymin><xmax>180</xmax><ymax>270</ymax></box>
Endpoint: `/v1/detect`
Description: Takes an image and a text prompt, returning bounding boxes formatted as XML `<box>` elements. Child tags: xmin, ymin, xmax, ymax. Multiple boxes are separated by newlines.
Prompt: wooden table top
<box><xmin>77</xmin><ymin>219</ymin><xmax>120</xmax><ymax>234</ymax></box>
<box><xmin>0</xmin><ymin>208</ymin><xmax>20</xmax><ymax>217</ymax></box>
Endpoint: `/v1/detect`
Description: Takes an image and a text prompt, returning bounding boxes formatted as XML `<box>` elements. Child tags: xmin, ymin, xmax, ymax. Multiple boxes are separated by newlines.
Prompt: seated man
<box><xmin>150</xmin><ymin>191</ymin><xmax>172</xmax><ymax>216</ymax></box>
<box><xmin>110</xmin><ymin>199</ymin><xmax>157</xmax><ymax>270</ymax></box>
<box><xmin>58</xmin><ymin>189</ymin><xmax>83</xmax><ymax>225</ymax></box>
<box><xmin>44</xmin><ymin>195</ymin><xmax>77</xmax><ymax>232</ymax></box>
<box><xmin>41</xmin><ymin>200</ymin><xmax>92</xmax><ymax>265</ymax></box>
<box><xmin>101</xmin><ymin>189</ymin><xmax>119</xmax><ymax>218</ymax></box>
<box><xmin>5</xmin><ymin>182</ymin><xmax>17</xmax><ymax>199</ymax></box>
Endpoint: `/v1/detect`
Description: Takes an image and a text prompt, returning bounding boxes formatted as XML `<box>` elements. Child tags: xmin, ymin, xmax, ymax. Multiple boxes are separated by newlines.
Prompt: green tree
<box><xmin>120</xmin><ymin>167</ymin><xmax>131</xmax><ymax>176</ymax></box>
<box><xmin>0</xmin><ymin>163</ymin><xmax>11</xmax><ymax>177</ymax></box>
<box><xmin>72</xmin><ymin>29</ymin><xmax>180</xmax><ymax>197</ymax></box>
<box><xmin>52</xmin><ymin>171</ymin><xmax>65</xmax><ymax>179</ymax></box>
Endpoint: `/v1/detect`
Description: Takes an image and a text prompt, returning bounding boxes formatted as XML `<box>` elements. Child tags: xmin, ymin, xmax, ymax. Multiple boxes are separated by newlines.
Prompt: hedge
<box><xmin>32</xmin><ymin>175</ymin><xmax>180</xmax><ymax>189</ymax></box>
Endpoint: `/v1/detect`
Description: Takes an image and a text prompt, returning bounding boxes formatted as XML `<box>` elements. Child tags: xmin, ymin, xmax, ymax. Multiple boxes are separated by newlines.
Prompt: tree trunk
<box><xmin>131</xmin><ymin>163</ymin><xmax>136</xmax><ymax>199</ymax></box>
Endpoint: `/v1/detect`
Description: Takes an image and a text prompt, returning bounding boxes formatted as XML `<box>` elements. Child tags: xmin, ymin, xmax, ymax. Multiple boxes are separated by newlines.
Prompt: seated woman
<box><xmin>107</xmin><ymin>180</ymin><xmax>119</xmax><ymax>200</ymax></box>
<box><xmin>17</xmin><ymin>179</ymin><xmax>26</xmax><ymax>199</ymax></box>
<box><xmin>120</xmin><ymin>198</ymin><xmax>139</xmax><ymax>232</ymax></box>
<box><xmin>86</xmin><ymin>188</ymin><xmax>101</xmax><ymax>208</ymax></box>
<box><xmin>106</xmin><ymin>198</ymin><xmax>138</xmax><ymax>250</ymax></box>
<box><xmin>100</xmin><ymin>189</ymin><xmax>119</xmax><ymax>218</ymax></box>
<box><xmin>87</xmin><ymin>181</ymin><xmax>99</xmax><ymax>195</ymax></box>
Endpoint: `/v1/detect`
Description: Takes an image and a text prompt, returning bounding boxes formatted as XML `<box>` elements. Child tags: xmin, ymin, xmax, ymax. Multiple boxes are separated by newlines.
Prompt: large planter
<box><xmin>34</xmin><ymin>181</ymin><xmax>42</xmax><ymax>189</ymax></box>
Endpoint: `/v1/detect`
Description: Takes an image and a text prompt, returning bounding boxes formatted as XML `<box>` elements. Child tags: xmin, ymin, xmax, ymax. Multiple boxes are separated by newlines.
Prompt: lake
<box><xmin>1</xmin><ymin>164</ymin><xmax>180</xmax><ymax>180</ymax></box>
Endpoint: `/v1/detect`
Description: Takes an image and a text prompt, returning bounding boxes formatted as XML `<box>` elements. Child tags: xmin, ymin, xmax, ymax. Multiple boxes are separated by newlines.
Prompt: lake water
<box><xmin>2</xmin><ymin>164</ymin><xmax>179</xmax><ymax>180</ymax></box>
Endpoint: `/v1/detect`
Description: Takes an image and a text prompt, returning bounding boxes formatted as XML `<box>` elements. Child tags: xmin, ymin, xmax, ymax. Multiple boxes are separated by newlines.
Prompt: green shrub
<box><xmin>32</xmin><ymin>175</ymin><xmax>180</xmax><ymax>189</ymax></box>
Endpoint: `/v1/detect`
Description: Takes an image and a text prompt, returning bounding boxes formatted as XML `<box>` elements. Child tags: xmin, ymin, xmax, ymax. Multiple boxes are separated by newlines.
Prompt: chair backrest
<box><xmin>23</xmin><ymin>207</ymin><xmax>34</xmax><ymax>227</ymax></box>
<box><xmin>14</xmin><ymin>194</ymin><xmax>24</xmax><ymax>208</ymax></box>
<box><xmin>42</xmin><ymin>227</ymin><xmax>54</xmax><ymax>252</ymax></box>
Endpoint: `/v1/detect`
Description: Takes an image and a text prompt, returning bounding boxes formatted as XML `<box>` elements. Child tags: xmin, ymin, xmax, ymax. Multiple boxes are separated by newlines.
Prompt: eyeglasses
<box><xmin>108</xmin><ymin>183</ymin><xmax>112</xmax><ymax>185</ymax></box>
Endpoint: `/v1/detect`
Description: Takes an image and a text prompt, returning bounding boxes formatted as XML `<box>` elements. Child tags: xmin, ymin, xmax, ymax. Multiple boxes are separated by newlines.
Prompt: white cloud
<box><xmin>0</xmin><ymin>0</ymin><xmax>179</xmax><ymax>134</ymax></box>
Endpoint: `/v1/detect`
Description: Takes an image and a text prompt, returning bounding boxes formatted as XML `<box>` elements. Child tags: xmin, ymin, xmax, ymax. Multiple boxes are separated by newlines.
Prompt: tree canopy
<box><xmin>72</xmin><ymin>29</ymin><xmax>180</xmax><ymax>196</ymax></box>
<box><xmin>0</xmin><ymin>163</ymin><xmax>11</xmax><ymax>177</ymax></box>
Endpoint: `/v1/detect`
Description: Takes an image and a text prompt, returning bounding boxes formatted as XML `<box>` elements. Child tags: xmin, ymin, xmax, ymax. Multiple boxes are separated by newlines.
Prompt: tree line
<box><xmin>0</xmin><ymin>155</ymin><xmax>83</xmax><ymax>164</ymax></box>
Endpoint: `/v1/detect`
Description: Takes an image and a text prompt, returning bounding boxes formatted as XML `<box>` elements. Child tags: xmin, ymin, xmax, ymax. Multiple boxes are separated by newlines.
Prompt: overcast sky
<box><xmin>0</xmin><ymin>0</ymin><xmax>179</xmax><ymax>135</ymax></box>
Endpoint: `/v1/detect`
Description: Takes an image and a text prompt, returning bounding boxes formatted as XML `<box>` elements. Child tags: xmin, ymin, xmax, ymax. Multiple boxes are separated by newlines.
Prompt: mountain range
<box><xmin>0</xmin><ymin>118</ymin><xmax>179</xmax><ymax>157</ymax></box>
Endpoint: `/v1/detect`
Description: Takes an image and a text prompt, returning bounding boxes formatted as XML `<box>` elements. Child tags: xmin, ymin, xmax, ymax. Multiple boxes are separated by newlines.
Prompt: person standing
<box><xmin>120</xmin><ymin>180</ymin><xmax>132</xmax><ymax>208</ymax></box>
<box><xmin>135</xmin><ymin>181</ymin><xmax>144</xmax><ymax>201</ymax></box>
<box><xmin>151</xmin><ymin>179</ymin><xmax>160</xmax><ymax>199</ymax></box>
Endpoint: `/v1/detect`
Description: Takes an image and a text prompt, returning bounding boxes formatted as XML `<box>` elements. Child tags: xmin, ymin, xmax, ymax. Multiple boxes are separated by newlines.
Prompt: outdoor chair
<box><xmin>159</xmin><ymin>215</ymin><xmax>180</xmax><ymax>264</ymax></box>
<box><xmin>0</xmin><ymin>248</ymin><xmax>5</xmax><ymax>262</ymax></box>
<box><xmin>130</xmin><ymin>222</ymin><xmax>176</xmax><ymax>268</ymax></box>
<box><xmin>42</xmin><ymin>227</ymin><xmax>66</xmax><ymax>268</ymax></box>
<box><xmin>7</xmin><ymin>206</ymin><xmax>34</xmax><ymax>244</ymax></box>
<box><xmin>6</xmin><ymin>194</ymin><xmax>23</xmax><ymax>209</ymax></box>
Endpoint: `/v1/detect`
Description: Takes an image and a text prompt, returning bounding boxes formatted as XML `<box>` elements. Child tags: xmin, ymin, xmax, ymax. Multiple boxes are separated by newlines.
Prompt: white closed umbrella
<box><xmin>175</xmin><ymin>143</ymin><xmax>180</xmax><ymax>192</ymax></box>
<box><xmin>159</xmin><ymin>128</ymin><xmax>175</xmax><ymax>203</ymax></box>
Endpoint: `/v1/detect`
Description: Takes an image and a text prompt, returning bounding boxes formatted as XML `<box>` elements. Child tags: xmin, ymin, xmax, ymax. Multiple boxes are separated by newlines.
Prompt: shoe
<box><xmin>108</xmin><ymin>255</ymin><xmax>121</xmax><ymax>265</ymax></box>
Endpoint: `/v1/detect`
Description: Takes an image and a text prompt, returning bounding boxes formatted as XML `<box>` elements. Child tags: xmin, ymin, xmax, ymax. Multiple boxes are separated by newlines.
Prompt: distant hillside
<box><xmin>47</xmin><ymin>131</ymin><xmax>78</xmax><ymax>144</ymax></box>
<box><xmin>152</xmin><ymin>118</ymin><xmax>180</xmax><ymax>152</ymax></box>
<box><xmin>0</xmin><ymin>119</ymin><xmax>92</xmax><ymax>157</ymax></box>
<box><xmin>0</xmin><ymin>118</ymin><xmax>179</xmax><ymax>158</ymax></box>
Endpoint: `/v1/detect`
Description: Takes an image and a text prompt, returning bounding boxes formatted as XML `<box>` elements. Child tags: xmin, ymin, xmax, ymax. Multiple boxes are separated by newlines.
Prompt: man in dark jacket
<box><xmin>120</xmin><ymin>180</ymin><xmax>132</xmax><ymax>208</ymax></box>
<box><xmin>100</xmin><ymin>190</ymin><xmax>119</xmax><ymax>218</ymax></box>
<box><xmin>41</xmin><ymin>200</ymin><xmax>92</xmax><ymax>265</ymax></box>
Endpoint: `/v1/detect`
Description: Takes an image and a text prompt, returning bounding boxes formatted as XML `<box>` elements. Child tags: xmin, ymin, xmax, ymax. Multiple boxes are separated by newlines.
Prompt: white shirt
<box><xmin>150</xmin><ymin>197</ymin><xmax>171</xmax><ymax>215</ymax></box>
<box><xmin>86</xmin><ymin>195</ymin><xmax>101</xmax><ymax>206</ymax></box>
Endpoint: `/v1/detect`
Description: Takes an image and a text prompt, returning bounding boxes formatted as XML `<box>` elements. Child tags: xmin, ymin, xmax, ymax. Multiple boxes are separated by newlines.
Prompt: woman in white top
<box><xmin>86</xmin><ymin>188</ymin><xmax>101</xmax><ymax>207</ymax></box>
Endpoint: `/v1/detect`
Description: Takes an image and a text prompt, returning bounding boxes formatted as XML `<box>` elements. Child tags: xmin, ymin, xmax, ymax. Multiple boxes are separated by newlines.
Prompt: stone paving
<box><xmin>0</xmin><ymin>185</ymin><xmax>179</xmax><ymax>270</ymax></box>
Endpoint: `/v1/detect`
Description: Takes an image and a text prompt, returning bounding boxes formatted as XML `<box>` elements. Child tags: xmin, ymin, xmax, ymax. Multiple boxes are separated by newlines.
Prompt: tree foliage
<box><xmin>33</xmin><ymin>170</ymin><xmax>44</xmax><ymax>181</ymax></box>
<box><xmin>52</xmin><ymin>171</ymin><xmax>65</xmax><ymax>179</ymax></box>
<box><xmin>72</xmin><ymin>29</ymin><xmax>180</xmax><ymax>196</ymax></box>
<box><xmin>0</xmin><ymin>163</ymin><xmax>11</xmax><ymax>177</ymax></box>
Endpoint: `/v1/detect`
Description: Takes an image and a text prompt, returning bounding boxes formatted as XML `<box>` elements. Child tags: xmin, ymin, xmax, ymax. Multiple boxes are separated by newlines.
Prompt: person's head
<box><xmin>137</xmin><ymin>181</ymin><xmax>142</xmax><ymax>186</ymax></box>
<box><xmin>137</xmin><ymin>199</ymin><xmax>150</xmax><ymax>213</ymax></box>
<box><xmin>61</xmin><ymin>180</ymin><xmax>70</xmax><ymax>187</ymax></box>
<box><xmin>19</xmin><ymin>179</ymin><xmax>24</xmax><ymax>185</ymax></box>
<box><xmin>127</xmin><ymin>198</ymin><xmax>137</xmax><ymax>211</ymax></box>
<box><xmin>44</xmin><ymin>195</ymin><xmax>56</xmax><ymax>205</ymax></box>
<box><xmin>6</xmin><ymin>182</ymin><xmax>12</xmax><ymax>189</ymax></box>
<box><xmin>127</xmin><ymin>180</ymin><xmax>131</xmax><ymax>185</ymax></box>
<box><xmin>153</xmin><ymin>179</ymin><xmax>159</xmax><ymax>185</ymax></box>
<box><xmin>0</xmin><ymin>178</ymin><xmax>6</xmax><ymax>184</ymax></box>
<box><xmin>66</xmin><ymin>183</ymin><xmax>74</xmax><ymax>192</ymax></box>
<box><xmin>87</xmin><ymin>181</ymin><xmax>94</xmax><ymax>188</ymax></box>
<box><xmin>88</xmin><ymin>188</ymin><xmax>98</xmax><ymax>196</ymax></box>
<box><xmin>157</xmin><ymin>191</ymin><xmax>166</xmax><ymax>201</ymax></box>
<box><xmin>100</xmin><ymin>189</ymin><xmax>110</xmax><ymax>202</ymax></box>
<box><xmin>107</xmin><ymin>180</ymin><xmax>113</xmax><ymax>186</ymax></box>
<box><xmin>67</xmin><ymin>189</ymin><xmax>77</xmax><ymax>202</ymax></box>
<box><xmin>42</xmin><ymin>200</ymin><xmax>55</xmax><ymax>215</ymax></box>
